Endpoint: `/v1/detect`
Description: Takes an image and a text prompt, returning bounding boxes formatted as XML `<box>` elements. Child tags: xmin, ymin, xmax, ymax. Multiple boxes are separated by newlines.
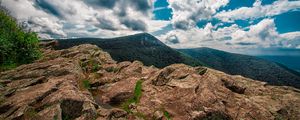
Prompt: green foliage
<box><xmin>53</xmin><ymin>33</ymin><xmax>204</xmax><ymax>68</ymax></box>
<box><xmin>24</xmin><ymin>108</ymin><xmax>38</xmax><ymax>119</ymax></box>
<box><xmin>92</xmin><ymin>63</ymin><xmax>101</xmax><ymax>72</ymax></box>
<box><xmin>121</xmin><ymin>80</ymin><xmax>143</xmax><ymax>113</ymax></box>
<box><xmin>53</xmin><ymin>114</ymin><xmax>59</xmax><ymax>120</ymax></box>
<box><xmin>79</xmin><ymin>58</ymin><xmax>101</xmax><ymax>73</ymax></box>
<box><xmin>121</xmin><ymin>99</ymin><xmax>134</xmax><ymax>113</ymax></box>
<box><xmin>62</xmin><ymin>114</ymin><xmax>71</xmax><ymax>120</ymax></box>
<box><xmin>134</xmin><ymin>112</ymin><xmax>147</xmax><ymax>119</ymax></box>
<box><xmin>133</xmin><ymin>80</ymin><xmax>142</xmax><ymax>102</ymax></box>
<box><xmin>164</xmin><ymin>110</ymin><xmax>171</xmax><ymax>120</ymax></box>
<box><xmin>82</xmin><ymin>80</ymin><xmax>91</xmax><ymax>89</ymax></box>
<box><xmin>0</xmin><ymin>8</ymin><xmax>41</xmax><ymax>71</ymax></box>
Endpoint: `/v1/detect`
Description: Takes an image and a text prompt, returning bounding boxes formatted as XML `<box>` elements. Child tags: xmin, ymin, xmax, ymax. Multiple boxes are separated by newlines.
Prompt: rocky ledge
<box><xmin>0</xmin><ymin>43</ymin><xmax>299</xmax><ymax>120</ymax></box>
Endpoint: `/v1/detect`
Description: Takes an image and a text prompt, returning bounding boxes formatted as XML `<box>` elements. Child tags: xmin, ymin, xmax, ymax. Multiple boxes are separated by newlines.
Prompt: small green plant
<box><xmin>121</xmin><ymin>80</ymin><xmax>143</xmax><ymax>113</ymax></box>
<box><xmin>133</xmin><ymin>80</ymin><xmax>142</xmax><ymax>102</ymax></box>
<box><xmin>53</xmin><ymin>114</ymin><xmax>58</xmax><ymax>120</ymax></box>
<box><xmin>134</xmin><ymin>112</ymin><xmax>147</xmax><ymax>119</ymax></box>
<box><xmin>82</xmin><ymin>80</ymin><xmax>91</xmax><ymax>89</ymax></box>
<box><xmin>24</xmin><ymin>108</ymin><xmax>38</xmax><ymax>119</ymax></box>
<box><xmin>62</xmin><ymin>114</ymin><xmax>71</xmax><ymax>120</ymax></box>
<box><xmin>198</xmin><ymin>68</ymin><xmax>207</xmax><ymax>75</ymax></box>
<box><xmin>121</xmin><ymin>99</ymin><xmax>133</xmax><ymax>113</ymax></box>
<box><xmin>105</xmin><ymin>67</ymin><xmax>119</xmax><ymax>73</ymax></box>
<box><xmin>164</xmin><ymin>110</ymin><xmax>171</xmax><ymax>120</ymax></box>
<box><xmin>92</xmin><ymin>63</ymin><xmax>101</xmax><ymax>72</ymax></box>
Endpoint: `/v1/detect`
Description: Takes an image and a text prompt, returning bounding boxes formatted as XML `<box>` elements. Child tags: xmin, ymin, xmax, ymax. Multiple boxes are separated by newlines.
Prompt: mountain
<box><xmin>178</xmin><ymin>47</ymin><xmax>300</xmax><ymax>88</ymax></box>
<box><xmin>51</xmin><ymin>33</ymin><xmax>202</xmax><ymax>68</ymax></box>
<box><xmin>1</xmin><ymin>44</ymin><xmax>299</xmax><ymax>120</ymax></box>
<box><xmin>258</xmin><ymin>55</ymin><xmax>300</xmax><ymax>72</ymax></box>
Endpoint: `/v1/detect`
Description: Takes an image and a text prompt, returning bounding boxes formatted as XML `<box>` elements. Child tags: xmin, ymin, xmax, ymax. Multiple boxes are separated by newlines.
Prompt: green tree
<box><xmin>0</xmin><ymin>7</ymin><xmax>41</xmax><ymax>71</ymax></box>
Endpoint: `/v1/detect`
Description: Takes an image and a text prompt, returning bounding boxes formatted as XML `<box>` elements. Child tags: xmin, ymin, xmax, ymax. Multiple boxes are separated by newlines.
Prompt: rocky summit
<box><xmin>0</xmin><ymin>43</ymin><xmax>300</xmax><ymax>120</ymax></box>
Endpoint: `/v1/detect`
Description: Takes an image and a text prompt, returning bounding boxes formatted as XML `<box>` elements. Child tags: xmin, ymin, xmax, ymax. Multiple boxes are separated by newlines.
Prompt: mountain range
<box><xmin>178</xmin><ymin>48</ymin><xmax>300</xmax><ymax>88</ymax></box>
<box><xmin>52</xmin><ymin>33</ymin><xmax>203</xmax><ymax>68</ymax></box>
<box><xmin>50</xmin><ymin>33</ymin><xmax>300</xmax><ymax>88</ymax></box>
<box><xmin>258</xmin><ymin>55</ymin><xmax>300</xmax><ymax>73</ymax></box>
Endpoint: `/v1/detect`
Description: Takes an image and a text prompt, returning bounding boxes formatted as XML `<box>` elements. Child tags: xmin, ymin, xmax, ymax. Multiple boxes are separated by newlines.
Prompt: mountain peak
<box><xmin>52</xmin><ymin>33</ymin><xmax>202</xmax><ymax>68</ymax></box>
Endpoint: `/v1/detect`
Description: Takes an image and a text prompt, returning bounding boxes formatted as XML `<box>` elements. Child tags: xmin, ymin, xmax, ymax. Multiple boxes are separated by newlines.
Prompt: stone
<box><xmin>0</xmin><ymin>44</ymin><xmax>299</xmax><ymax>120</ymax></box>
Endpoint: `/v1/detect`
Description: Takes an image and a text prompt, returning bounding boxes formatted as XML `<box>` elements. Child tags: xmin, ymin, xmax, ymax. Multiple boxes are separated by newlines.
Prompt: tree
<box><xmin>0</xmin><ymin>6</ymin><xmax>41</xmax><ymax>71</ymax></box>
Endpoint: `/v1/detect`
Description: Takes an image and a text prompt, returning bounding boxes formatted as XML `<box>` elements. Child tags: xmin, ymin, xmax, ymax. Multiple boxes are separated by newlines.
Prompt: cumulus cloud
<box><xmin>169</xmin><ymin>0</ymin><xmax>229</xmax><ymax>29</ymax></box>
<box><xmin>229</xmin><ymin>19</ymin><xmax>280</xmax><ymax>48</ymax></box>
<box><xmin>26</xmin><ymin>17</ymin><xmax>66</xmax><ymax>38</ymax></box>
<box><xmin>1</xmin><ymin>0</ymin><xmax>299</xmax><ymax>55</ymax></box>
<box><xmin>215</xmin><ymin>0</ymin><xmax>300</xmax><ymax>22</ymax></box>
<box><xmin>158</xmin><ymin>18</ymin><xmax>300</xmax><ymax>52</ymax></box>
<box><xmin>280</xmin><ymin>32</ymin><xmax>300</xmax><ymax>48</ymax></box>
<box><xmin>0</xmin><ymin>0</ymin><xmax>162</xmax><ymax>39</ymax></box>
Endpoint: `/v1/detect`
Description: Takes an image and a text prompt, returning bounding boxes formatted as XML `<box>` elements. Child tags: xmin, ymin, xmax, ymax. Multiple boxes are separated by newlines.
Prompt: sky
<box><xmin>1</xmin><ymin>0</ymin><xmax>300</xmax><ymax>55</ymax></box>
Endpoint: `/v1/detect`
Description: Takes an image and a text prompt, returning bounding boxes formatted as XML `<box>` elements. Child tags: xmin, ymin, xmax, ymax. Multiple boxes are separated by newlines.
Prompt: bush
<box><xmin>0</xmin><ymin>8</ymin><xmax>41</xmax><ymax>71</ymax></box>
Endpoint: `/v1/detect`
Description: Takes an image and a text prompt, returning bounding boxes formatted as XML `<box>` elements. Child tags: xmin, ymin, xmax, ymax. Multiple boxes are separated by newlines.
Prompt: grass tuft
<box><xmin>121</xmin><ymin>80</ymin><xmax>143</xmax><ymax>113</ymax></box>
<box><xmin>82</xmin><ymin>80</ymin><xmax>91</xmax><ymax>89</ymax></box>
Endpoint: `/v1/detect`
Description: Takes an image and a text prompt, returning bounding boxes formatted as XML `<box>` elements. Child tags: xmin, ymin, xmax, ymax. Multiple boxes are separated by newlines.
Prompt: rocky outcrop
<box><xmin>0</xmin><ymin>43</ymin><xmax>300</xmax><ymax>120</ymax></box>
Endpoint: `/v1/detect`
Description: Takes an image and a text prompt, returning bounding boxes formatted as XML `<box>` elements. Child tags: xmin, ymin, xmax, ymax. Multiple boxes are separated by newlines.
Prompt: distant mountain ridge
<box><xmin>258</xmin><ymin>55</ymin><xmax>300</xmax><ymax>72</ymax></box>
<box><xmin>178</xmin><ymin>47</ymin><xmax>300</xmax><ymax>88</ymax></box>
<box><xmin>51</xmin><ymin>33</ymin><xmax>203</xmax><ymax>68</ymax></box>
<box><xmin>49</xmin><ymin>33</ymin><xmax>300</xmax><ymax>88</ymax></box>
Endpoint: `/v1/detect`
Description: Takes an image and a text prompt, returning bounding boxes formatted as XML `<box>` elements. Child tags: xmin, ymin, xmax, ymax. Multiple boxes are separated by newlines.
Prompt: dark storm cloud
<box><xmin>133</xmin><ymin>0</ymin><xmax>151</xmax><ymax>13</ymax></box>
<box><xmin>85</xmin><ymin>0</ymin><xmax>151</xmax><ymax>15</ymax></box>
<box><xmin>96</xmin><ymin>17</ymin><xmax>117</xmax><ymax>31</ymax></box>
<box><xmin>83</xmin><ymin>0</ymin><xmax>151</xmax><ymax>31</ymax></box>
<box><xmin>84</xmin><ymin>0</ymin><xmax>117</xmax><ymax>8</ymax></box>
<box><xmin>173</xmin><ymin>21</ymin><xmax>190</xmax><ymax>30</ymax></box>
<box><xmin>121</xmin><ymin>18</ymin><xmax>147</xmax><ymax>31</ymax></box>
<box><xmin>34</xmin><ymin>0</ymin><xmax>62</xmax><ymax>17</ymax></box>
<box><xmin>236</xmin><ymin>42</ymin><xmax>257</xmax><ymax>46</ymax></box>
<box><xmin>166</xmin><ymin>35</ymin><xmax>180</xmax><ymax>44</ymax></box>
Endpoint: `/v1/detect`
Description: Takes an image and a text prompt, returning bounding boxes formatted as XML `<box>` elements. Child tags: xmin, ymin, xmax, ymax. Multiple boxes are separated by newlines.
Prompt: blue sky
<box><xmin>152</xmin><ymin>0</ymin><xmax>300</xmax><ymax>55</ymax></box>
<box><xmin>1</xmin><ymin>0</ymin><xmax>300</xmax><ymax>55</ymax></box>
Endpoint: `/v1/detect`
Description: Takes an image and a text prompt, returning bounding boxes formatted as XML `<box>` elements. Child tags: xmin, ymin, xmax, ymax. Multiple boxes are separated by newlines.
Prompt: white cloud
<box><xmin>280</xmin><ymin>32</ymin><xmax>300</xmax><ymax>48</ymax></box>
<box><xmin>168</xmin><ymin>0</ymin><xmax>229</xmax><ymax>29</ymax></box>
<box><xmin>215</xmin><ymin>0</ymin><xmax>300</xmax><ymax>22</ymax></box>
<box><xmin>2</xmin><ymin>0</ymin><xmax>51</xmax><ymax>19</ymax></box>
<box><xmin>157</xmin><ymin>18</ymin><xmax>300</xmax><ymax>53</ymax></box>
<box><xmin>230</xmin><ymin>19</ymin><xmax>280</xmax><ymax>48</ymax></box>
<box><xmin>26</xmin><ymin>17</ymin><xmax>66</xmax><ymax>38</ymax></box>
<box><xmin>1</xmin><ymin>0</ymin><xmax>165</xmax><ymax>39</ymax></box>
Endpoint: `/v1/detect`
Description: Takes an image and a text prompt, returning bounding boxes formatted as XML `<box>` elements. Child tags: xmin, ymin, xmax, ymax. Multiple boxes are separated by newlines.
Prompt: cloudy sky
<box><xmin>1</xmin><ymin>0</ymin><xmax>300</xmax><ymax>55</ymax></box>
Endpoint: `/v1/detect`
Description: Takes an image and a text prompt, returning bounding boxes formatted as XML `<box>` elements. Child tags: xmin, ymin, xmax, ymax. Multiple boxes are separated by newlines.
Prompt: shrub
<box><xmin>0</xmin><ymin>7</ymin><xmax>41</xmax><ymax>71</ymax></box>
